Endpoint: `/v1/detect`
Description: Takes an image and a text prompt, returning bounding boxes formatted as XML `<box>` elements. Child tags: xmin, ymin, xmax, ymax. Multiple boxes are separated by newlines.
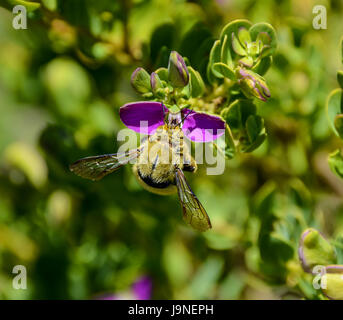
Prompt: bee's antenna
<box><xmin>162</xmin><ymin>102</ymin><xmax>169</xmax><ymax>122</ymax></box>
<box><xmin>176</xmin><ymin>107</ymin><xmax>193</xmax><ymax>127</ymax></box>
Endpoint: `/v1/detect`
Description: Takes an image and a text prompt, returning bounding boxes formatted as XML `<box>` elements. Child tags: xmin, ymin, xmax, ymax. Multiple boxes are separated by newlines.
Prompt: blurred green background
<box><xmin>1</xmin><ymin>0</ymin><xmax>343</xmax><ymax>300</ymax></box>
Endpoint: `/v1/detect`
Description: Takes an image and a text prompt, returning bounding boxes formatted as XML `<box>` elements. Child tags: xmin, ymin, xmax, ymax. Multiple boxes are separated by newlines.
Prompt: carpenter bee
<box><xmin>69</xmin><ymin>102</ymin><xmax>225</xmax><ymax>231</ymax></box>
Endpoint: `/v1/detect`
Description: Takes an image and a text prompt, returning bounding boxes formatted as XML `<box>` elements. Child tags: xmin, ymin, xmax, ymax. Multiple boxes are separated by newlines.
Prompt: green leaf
<box><xmin>180</xmin><ymin>81</ymin><xmax>192</xmax><ymax>99</ymax></box>
<box><xmin>220</xmin><ymin>19</ymin><xmax>252</xmax><ymax>46</ymax></box>
<box><xmin>155</xmin><ymin>67</ymin><xmax>169</xmax><ymax>82</ymax></box>
<box><xmin>220</xmin><ymin>34</ymin><xmax>233</xmax><ymax>67</ymax></box>
<box><xmin>242</xmin><ymin>132</ymin><xmax>266</xmax><ymax>152</ymax></box>
<box><xmin>256</xmin><ymin>31</ymin><xmax>272</xmax><ymax>46</ymax></box>
<box><xmin>337</xmin><ymin>70</ymin><xmax>343</xmax><ymax>89</ymax></box>
<box><xmin>212</xmin><ymin>62</ymin><xmax>236</xmax><ymax>80</ymax></box>
<box><xmin>8</xmin><ymin>0</ymin><xmax>40</xmax><ymax>11</ymax></box>
<box><xmin>326</xmin><ymin>88</ymin><xmax>343</xmax><ymax>136</ymax></box>
<box><xmin>224</xmin><ymin>124</ymin><xmax>236</xmax><ymax>159</ymax></box>
<box><xmin>260</xmin><ymin>233</ymin><xmax>294</xmax><ymax>264</ymax></box>
<box><xmin>188</xmin><ymin>66</ymin><xmax>205</xmax><ymax>97</ymax></box>
<box><xmin>333</xmin><ymin>237</ymin><xmax>343</xmax><ymax>265</ymax></box>
<box><xmin>252</xmin><ymin>56</ymin><xmax>272</xmax><ymax>75</ymax></box>
<box><xmin>238</xmin><ymin>56</ymin><xmax>254</xmax><ymax>68</ymax></box>
<box><xmin>220</xmin><ymin>99</ymin><xmax>256</xmax><ymax>131</ymax></box>
<box><xmin>231</xmin><ymin>33</ymin><xmax>247</xmax><ymax>56</ymax></box>
<box><xmin>150</xmin><ymin>23</ymin><xmax>175</xmax><ymax>65</ymax></box>
<box><xmin>249</xmin><ymin>23</ymin><xmax>277</xmax><ymax>56</ymax></box>
<box><xmin>334</xmin><ymin>114</ymin><xmax>343</xmax><ymax>139</ymax></box>
<box><xmin>237</xmin><ymin>27</ymin><xmax>251</xmax><ymax>47</ymax></box>
<box><xmin>190</xmin><ymin>256</ymin><xmax>224</xmax><ymax>299</ymax></box>
<box><xmin>208</xmin><ymin>40</ymin><xmax>223</xmax><ymax>79</ymax></box>
<box><xmin>180</xmin><ymin>22</ymin><xmax>212</xmax><ymax>70</ymax></box>
<box><xmin>246</xmin><ymin>115</ymin><xmax>264</xmax><ymax>144</ymax></box>
<box><xmin>328</xmin><ymin>149</ymin><xmax>343</xmax><ymax>179</ymax></box>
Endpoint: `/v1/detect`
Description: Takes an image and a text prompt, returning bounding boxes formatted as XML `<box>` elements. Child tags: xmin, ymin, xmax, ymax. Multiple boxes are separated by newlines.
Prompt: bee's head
<box><xmin>167</xmin><ymin>111</ymin><xmax>182</xmax><ymax>128</ymax></box>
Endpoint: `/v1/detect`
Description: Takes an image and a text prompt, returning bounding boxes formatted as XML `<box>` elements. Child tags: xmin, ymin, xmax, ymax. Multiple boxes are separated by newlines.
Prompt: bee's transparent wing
<box><xmin>174</xmin><ymin>168</ymin><xmax>212</xmax><ymax>232</ymax></box>
<box><xmin>70</xmin><ymin>149</ymin><xmax>140</xmax><ymax>181</ymax></box>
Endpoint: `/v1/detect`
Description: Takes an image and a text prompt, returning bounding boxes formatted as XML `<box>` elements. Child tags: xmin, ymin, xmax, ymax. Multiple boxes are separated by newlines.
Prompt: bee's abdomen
<box><xmin>137</xmin><ymin>169</ymin><xmax>171</xmax><ymax>189</ymax></box>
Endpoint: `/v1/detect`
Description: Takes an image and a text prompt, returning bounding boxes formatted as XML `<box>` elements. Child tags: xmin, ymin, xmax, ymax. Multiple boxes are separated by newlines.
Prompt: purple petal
<box><xmin>120</xmin><ymin>102</ymin><xmax>167</xmax><ymax>134</ymax></box>
<box><xmin>182</xmin><ymin>109</ymin><xmax>226</xmax><ymax>142</ymax></box>
<box><xmin>132</xmin><ymin>276</ymin><xmax>152</xmax><ymax>300</ymax></box>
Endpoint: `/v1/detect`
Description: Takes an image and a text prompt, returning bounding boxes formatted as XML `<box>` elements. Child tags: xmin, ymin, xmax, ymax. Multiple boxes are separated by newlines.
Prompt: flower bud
<box><xmin>150</xmin><ymin>72</ymin><xmax>164</xmax><ymax>95</ymax></box>
<box><xmin>298</xmin><ymin>228</ymin><xmax>336</xmax><ymax>273</ymax></box>
<box><xmin>131</xmin><ymin>67</ymin><xmax>151</xmax><ymax>94</ymax></box>
<box><xmin>236</xmin><ymin>68</ymin><xmax>271</xmax><ymax>101</ymax></box>
<box><xmin>168</xmin><ymin>51</ymin><xmax>189</xmax><ymax>88</ymax></box>
<box><xmin>321</xmin><ymin>265</ymin><xmax>343</xmax><ymax>300</ymax></box>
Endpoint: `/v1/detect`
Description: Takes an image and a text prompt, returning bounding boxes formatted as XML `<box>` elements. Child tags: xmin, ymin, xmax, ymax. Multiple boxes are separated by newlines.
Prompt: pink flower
<box><xmin>119</xmin><ymin>101</ymin><xmax>225</xmax><ymax>142</ymax></box>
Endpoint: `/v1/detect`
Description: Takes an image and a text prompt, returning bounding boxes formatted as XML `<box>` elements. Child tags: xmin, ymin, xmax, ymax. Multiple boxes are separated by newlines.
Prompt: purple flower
<box><xmin>181</xmin><ymin>109</ymin><xmax>226</xmax><ymax>142</ymax></box>
<box><xmin>131</xmin><ymin>276</ymin><xmax>152</xmax><ymax>300</ymax></box>
<box><xmin>95</xmin><ymin>276</ymin><xmax>152</xmax><ymax>300</ymax></box>
<box><xmin>119</xmin><ymin>101</ymin><xmax>168</xmax><ymax>134</ymax></box>
<box><xmin>119</xmin><ymin>101</ymin><xmax>226</xmax><ymax>142</ymax></box>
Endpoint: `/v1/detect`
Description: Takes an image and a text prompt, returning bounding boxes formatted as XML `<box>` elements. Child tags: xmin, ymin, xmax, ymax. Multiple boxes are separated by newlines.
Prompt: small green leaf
<box><xmin>188</xmin><ymin>66</ymin><xmax>205</xmax><ymax>97</ymax></box>
<box><xmin>246</xmin><ymin>115</ymin><xmax>263</xmax><ymax>143</ymax></box>
<box><xmin>150</xmin><ymin>23</ymin><xmax>175</xmax><ymax>65</ymax></box>
<box><xmin>8</xmin><ymin>0</ymin><xmax>40</xmax><ymax>11</ymax></box>
<box><xmin>220</xmin><ymin>34</ymin><xmax>233</xmax><ymax>67</ymax></box>
<box><xmin>249</xmin><ymin>23</ymin><xmax>277</xmax><ymax>56</ymax></box>
<box><xmin>242</xmin><ymin>136</ymin><xmax>267</xmax><ymax>153</ymax></box>
<box><xmin>155</xmin><ymin>68</ymin><xmax>169</xmax><ymax>85</ymax></box>
<box><xmin>180</xmin><ymin>81</ymin><xmax>192</xmax><ymax>99</ymax></box>
<box><xmin>220</xmin><ymin>99</ymin><xmax>256</xmax><ymax>131</ymax></box>
<box><xmin>252</xmin><ymin>56</ymin><xmax>272</xmax><ymax>75</ymax></box>
<box><xmin>328</xmin><ymin>149</ymin><xmax>343</xmax><ymax>179</ymax></box>
<box><xmin>246</xmin><ymin>42</ymin><xmax>259</xmax><ymax>57</ymax></box>
<box><xmin>326</xmin><ymin>88</ymin><xmax>343</xmax><ymax>136</ymax></box>
<box><xmin>256</xmin><ymin>31</ymin><xmax>272</xmax><ymax>46</ymax></box>
<box><xmin>220</xmin><ymin>19</ymin><xmax>253</xmax><ymax>44</ymax></box>
<box><xmin>212</xmin><ymin>62</ymin><xmax>236</xmax><ymax>80</ymax></box>
<box><xmin>237</xmin><ymin>27</ymin><xmax>251</xmax><ymax>47</ymax></box>
<box><xmin>238</xmin><ymin>56</ymin><xmax>254</xmax><ymax>68</ymax></box>
<box><xmin>333</xmin><ymin>237</ymin><xmax>343</xmax><ymax>265</ymax></box>
<box><xmin>231</xmin><ymin>33</ymin><xmax>247</xmax><ymax>56</ymax></box>
<box><xmin>208</xmin><ymin>40</ymin><xmax>223</xmax><ymax>79</ymax></box>
<box><xmin>224</xmin><ymin>124</ymin><xmax>236</xmax><ymax>159</ymax></box>
<box><xmin>337</xmin><ymin>70</ymin><xmax>343</xmax><ymax>89</ymax></box>
<box><xmin>334</xmin><ymin>114</ymin><xmax>343</xmax><ymax>139</ymax></box>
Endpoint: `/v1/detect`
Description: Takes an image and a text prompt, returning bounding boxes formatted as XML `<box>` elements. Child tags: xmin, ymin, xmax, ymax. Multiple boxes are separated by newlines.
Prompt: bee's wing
<box><xmin>70</xmin><ymin>149</ymin><xmax>140</xmax><ymax>181</ymax></box>
<box><xmin>174</xmin><ymin>168</ymin><xmax>212</xmax><ymax>232</ymax></box>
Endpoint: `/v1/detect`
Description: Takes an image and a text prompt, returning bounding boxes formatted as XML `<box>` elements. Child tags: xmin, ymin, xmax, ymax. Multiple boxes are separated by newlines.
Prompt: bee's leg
<box><xmin>183</xmin><ymin>156</ymin><xmax>197</xmax><ymax>173</ymax></box>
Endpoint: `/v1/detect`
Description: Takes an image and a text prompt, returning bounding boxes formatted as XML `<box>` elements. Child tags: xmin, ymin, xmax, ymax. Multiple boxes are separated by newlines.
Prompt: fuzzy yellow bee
<box><xmin>70</xmin><ymin>102</ymin><xmax>225</xmax><ymax>231</ymax></box>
